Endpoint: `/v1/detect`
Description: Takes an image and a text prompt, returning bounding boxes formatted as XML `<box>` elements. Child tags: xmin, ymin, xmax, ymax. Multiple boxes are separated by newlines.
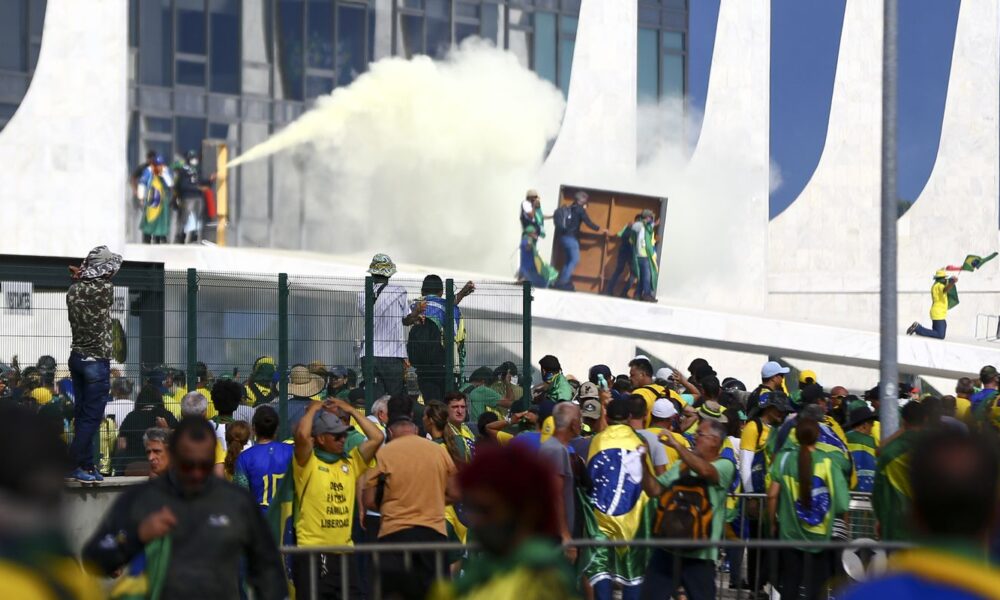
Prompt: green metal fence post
<box><xmin>186</xmin><ymin>268</ymin><xmax>197</xmax><ymax>392</ymax></box>
<box><xmin>364</xmin><ymin>276</ymin><xmax>375</xmax><ymax>412</ymax></box>
<box><xmin>522</xmin><ymin>281</ymin><xmax>532</xmax><ymax>401</ymax></box>
<box><xmin>278</xmin><ymin>273</ymin><xmax>290</xmax><ymax>439</ymax></box>
<box><xmin>444</xmin><ymin>279</ymin><xmax>455</xmax><ymax>393</ymax></box>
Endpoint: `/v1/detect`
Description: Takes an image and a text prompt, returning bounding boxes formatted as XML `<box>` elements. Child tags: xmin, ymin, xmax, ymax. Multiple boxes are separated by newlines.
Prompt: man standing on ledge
<box><xmin>553</xmin><ymin>190</ymin><xmax>606</xmax><ymax>291</ymax></box>
<box><xmin>66</xmin><ymin>245</ymin><xmax>122</xmax><ymax>484</ymax></box>
<box><xmin>907</xmin><ymin>269</ymin><xmax>957</xmax><ymax>339</ymax></box>
<box><xmin>359</xmin><ymin>253</ymin><xmax>409</xmax><ymax>400</ymax></box>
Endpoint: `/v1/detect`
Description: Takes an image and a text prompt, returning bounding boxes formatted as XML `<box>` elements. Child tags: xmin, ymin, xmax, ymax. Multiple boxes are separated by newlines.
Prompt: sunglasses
<box><xmin>328</xmin><ymin>432</ymin><xmax>347</xmax><ymax>441</ymax></box>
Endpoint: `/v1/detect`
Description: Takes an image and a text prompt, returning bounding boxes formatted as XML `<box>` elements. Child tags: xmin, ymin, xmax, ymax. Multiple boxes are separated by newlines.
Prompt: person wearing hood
<box><xmin>66</xmin><ymin>246</ymin><xmax>122</xmax><ymax>484</ymax></box>
<box><xmin>907</xmin><ymin>269</ymin><xmax>958</xmax><ymax>339</ymax></box>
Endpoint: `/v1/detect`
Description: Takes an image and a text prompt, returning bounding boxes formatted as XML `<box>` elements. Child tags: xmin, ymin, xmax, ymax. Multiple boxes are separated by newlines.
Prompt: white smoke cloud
<box><xmin>230</xmin><ymin>40</ymin><xmax>566</xmax><ymax>273</ymax></box>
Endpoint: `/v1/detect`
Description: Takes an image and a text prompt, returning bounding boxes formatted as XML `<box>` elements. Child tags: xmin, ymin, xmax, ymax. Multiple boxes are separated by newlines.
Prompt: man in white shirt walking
<box><xmin>359</xmin><ymin>254</ymin><xmax>409</xmax><ymax>400</ymax></box>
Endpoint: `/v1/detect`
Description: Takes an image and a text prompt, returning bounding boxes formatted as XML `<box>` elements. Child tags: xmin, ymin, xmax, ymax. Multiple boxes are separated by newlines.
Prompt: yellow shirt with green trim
<box><xmin>293</xmin><ymin>448</ymin><xmax>369</xmax><ymax>546</ymax></box>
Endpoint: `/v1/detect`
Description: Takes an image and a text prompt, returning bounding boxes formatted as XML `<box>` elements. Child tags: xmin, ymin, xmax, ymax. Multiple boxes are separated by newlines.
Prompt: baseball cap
<box><xmin>654</xmin><ymin>367</ymin><xmax>674</xmax><ymax>383</ymax></box>
<box><xmin>588</xmin><ymin>364</ymin><xmax>613</xmax><ymax>385</ymax></box>
<box><xmin>576</xmin><ymin>381</ymin><xmax>600</xmax><ymax>402</ymax></box>
<box><xmin>652</xmin><ymin>398</ymin><xmax>677</xmax><ymax>419</ymax></box>
<box><xmin>539</xmin><ymin>355</ymin><xmax>562</xmax><ymax>373</ymax></box>
<box><xmin>313</xmin><ymin>412</ymin><xmax>349</xmax><ymax>436</ymax></box>
<box><xmin>761</xmin><ymin>361</ymin><xmax>790</xmax><ymax>379</ymax></box>
<box><xmin>329</xmin><ymin>366</ymin><xmax>350</xmax><ymax>379</ymax></box>
<box><xmin>581</xmin><ymin>398</ymin><xmax>602</xmax><ymax>420</ymax></box>
<box><xmin>799</xmin><ymin>369</ymin><xmax>818</xmax><ymax>384</ymax></box>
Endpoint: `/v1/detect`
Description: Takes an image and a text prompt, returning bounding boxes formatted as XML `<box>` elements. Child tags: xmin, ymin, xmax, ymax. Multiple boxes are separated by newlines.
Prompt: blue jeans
<box><xmin>519</xmin><ymin>244</ymin><xmax>549</xmax><ymax>288</ymax></box>
<box><xmin>635</xmin><ymin>257</ymin><xmax>652</xmax><ymax>299</ymax></box>
<box><xmin>556</xmin><ymin>234</ymin><xmax>580</xmax><ymax>286</ymax></box>
<box><xmin>641</xmin><ymin>551</ymin><xmax>716</xmax><ymax>600</ymax></box>
<box><xmin>593</xmin><ymin>579</ymin><xmax>640</xmax><ymax>600</ymax></box>
<box><xmin>68</xmin><ymin>351</ymin><xmax>111</xmax><ymax>471</ymax></box>
<box><xmin>605</xmin><ymin>247</ymin><xmax>634</xmax><ymax>296</ymax></box>
<box><xmin>914</xmin><ymin>319</ymin><xmax>947</xmax><ymax>339</ymax></box>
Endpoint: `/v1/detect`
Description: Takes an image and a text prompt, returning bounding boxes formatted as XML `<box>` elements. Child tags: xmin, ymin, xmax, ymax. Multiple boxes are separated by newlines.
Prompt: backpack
<box><xmin>654</xmin><ymin>471</ymin><xmax>714</xmax><ymax>540</ymax></box>
<box><xmin>553</xmin><ymin>205</ymin><xmax>572</xmax><ymax>233</ymax></box>
<box><xmin>407</xmin><ymin>318</ymin><xmax>445</xmax><ymax>369</ymax></box>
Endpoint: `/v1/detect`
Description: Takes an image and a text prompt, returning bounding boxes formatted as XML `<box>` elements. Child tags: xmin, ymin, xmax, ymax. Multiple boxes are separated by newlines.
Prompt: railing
<box><xmin>280</xmin><ymin>538</ymin><xmax>910</xmax><ymax>600</ymax></box>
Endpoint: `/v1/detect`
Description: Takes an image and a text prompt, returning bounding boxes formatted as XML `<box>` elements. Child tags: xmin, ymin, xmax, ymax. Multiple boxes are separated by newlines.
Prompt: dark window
<box><xmin>307</xmin><ymin>1</ymin><xmax>334</xmax><ymax>69</ymax></box>
<box><xmin>277</xmin><ymin>0</ymin><xmax>306</xmax><ymax>100</ymax></box>
<box><xmin>177</xmin><ymin>59</ymin><xmax>207</xmax><ymax>86</ymax></box>
<box><xmin>425</xmin><ymin>0</ymin><xmax>451</xmax><ymax>59</ymax></box>
<box><xmin>177</xmin><ymin>0</ymin><xmax>207</xmax><ymax>55</ymax></box>
<box><xmin>209</xmin><ymin>0</ymin><xmax>240</xmax><ymax>93</ymax></box>
<box><xmin>138</xmin><ymin>0</ymin><xmax>173</xmax><ymax>86</ymax></box>
<box><xmin>337</xmin><ymin>4</ymin><xmax>368</xmax><ymax>86</ymax></box>
<box><xmin>0</xmin><ymin>0</ymin><xmax>25</xmax><ymax>71</ymax></box>
<box><xmin>533</xmin><ymin>11</ymin><xmax>556</xmax><ymax>84</ymax></box>
<box><xmin>398</xmin><ymin>12</ymin><xmax>423</xmax><ymax>59</ymax></box>
<box><xmin>175</xmin><ymin>116</ymin><xmax>207</xmax><ymax>157</ymax></box>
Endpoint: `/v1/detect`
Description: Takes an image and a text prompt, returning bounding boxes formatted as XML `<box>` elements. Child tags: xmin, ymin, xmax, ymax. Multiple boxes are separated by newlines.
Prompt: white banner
<box><xmin>2</xmin><ymin>281</ymin><xmax>32</xmax><ymax>315</ymax></box>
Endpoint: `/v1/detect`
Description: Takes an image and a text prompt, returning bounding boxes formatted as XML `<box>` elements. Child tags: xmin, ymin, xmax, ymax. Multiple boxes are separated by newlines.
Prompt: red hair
<box><xmin>458</xmin><ymin>444</ymin><xmax>561</xmax><ymax>540</ymax></box>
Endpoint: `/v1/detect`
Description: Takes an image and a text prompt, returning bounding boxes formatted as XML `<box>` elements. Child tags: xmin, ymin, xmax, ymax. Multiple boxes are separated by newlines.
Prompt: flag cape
<box><xmin>873</xmin><ymin>431</ymin><xmax>916</xmax><ymax>542</ymax></box>
<box><xmin>581</xmin><ymin>424</ymin><xmax>654</xmax><ymax>587</ymax></box>
<box><xmin>266</xmin><ymin>460</ymin><xmax>298</xmax><ymax>597</ymax></box>
<box><xmin>139</xmin><ymin>169</ymin><xmax>172</xmax><ymax>238</ymax></box>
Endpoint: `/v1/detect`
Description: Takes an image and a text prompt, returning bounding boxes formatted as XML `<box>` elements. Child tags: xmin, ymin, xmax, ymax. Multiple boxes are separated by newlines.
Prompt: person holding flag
<box><xmin>907</xmin><ymin>269</ymin><xmax>958</xmax><ymax>339</ymax></box>
<box><xmin>581</xmin><ymin>397</ymin><xmax>654</xmax><ymax>600</ymax></box>
<box><xmin>136</xmin><ymin>155</ymin><xmax>173</xmax><ymax>244</ymax></box>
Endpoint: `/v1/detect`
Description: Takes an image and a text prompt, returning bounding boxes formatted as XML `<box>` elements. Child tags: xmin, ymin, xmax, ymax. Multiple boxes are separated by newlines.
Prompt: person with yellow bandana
<box><xmin>839</xmin><ymin>429</ymin><xmax>1000</xmax><ymax>600</ymax></box>
<box><xmin>291</xmin><ymin>397</ymin><xmax>384</xmax><ymax>599</ymax></box>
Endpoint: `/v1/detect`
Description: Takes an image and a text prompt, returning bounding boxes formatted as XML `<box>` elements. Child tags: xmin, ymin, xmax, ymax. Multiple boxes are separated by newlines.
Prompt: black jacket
<box><xmin>82</xmin><ymin>472</ymin><xmax>286</xmax><ymax>600</ymax></box>
<box><xmin>554</xmin><ymin>203</ymin><xmax>601</xmax><ymax>238</ymax></box>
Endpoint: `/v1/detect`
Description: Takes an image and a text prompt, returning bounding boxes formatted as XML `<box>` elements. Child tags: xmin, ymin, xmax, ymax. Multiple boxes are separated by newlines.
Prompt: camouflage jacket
<box><xmin>67</xmin><ymin>279</ymin><xmax>113</xmax><ymax>359</ymax></box>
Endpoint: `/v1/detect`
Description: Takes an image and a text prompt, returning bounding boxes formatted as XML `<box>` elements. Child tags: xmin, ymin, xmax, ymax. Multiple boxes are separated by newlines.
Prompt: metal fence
<box><xmin>281</xmin><ymin>533</ymin><xmax>908</xmax><ymax>600</ymax></box>
<box><xmin>0</xmin><ymin>258</ymin><xmax>530</xmax><ymax>474</ymax></box>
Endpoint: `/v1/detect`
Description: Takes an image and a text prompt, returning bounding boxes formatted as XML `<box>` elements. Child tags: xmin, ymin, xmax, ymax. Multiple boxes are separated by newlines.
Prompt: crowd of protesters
<box><xmin>1</xmin><ymin>246</ymin><xmax>999</xmax><ymax>599</ymax></box>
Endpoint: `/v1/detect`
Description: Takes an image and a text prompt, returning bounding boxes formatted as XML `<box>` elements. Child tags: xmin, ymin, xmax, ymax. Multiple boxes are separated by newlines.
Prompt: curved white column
<box><xmin>0</xmin><ymin>0</ymin><xmax>127</xmax><ymax>257</ymax></box>
<box><xmin>767</xmin><ymin>0</ymin><xmax>883</xmax><ymax>318</ymax></box>
<box><xmin>675</xmin><ymin>0</ymin><xmax>770</xmax><ymax>310</ymax></box>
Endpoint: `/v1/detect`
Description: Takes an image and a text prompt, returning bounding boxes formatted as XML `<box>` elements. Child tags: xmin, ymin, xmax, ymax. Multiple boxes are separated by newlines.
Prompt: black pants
<box><xmin>359</xmin><ymin>514</ymin><xmax>381</xmax><ymax>598</ymax></box>
<box><xmin>414</xmin><ymin>366</ymin><xmax>446</xmax><ymax>403</ymax></box>
<box><xmin>378</xmin><ymin>526</ymin><xmax>447</xmax><ymax>600</ymax></box>
<box><xmin>292</xmin><ymin>552</ymin><xmax>362</xmax><ymax>600</ymax></box>
<box><xmin>746</xmin><ymin>517</ymin><xmax>771</xmax><ymax>591</ymax></box>
<box><xmin>640</xmin><ymin>551</ymin><xmax>715</xmax><ymax>600</ymax></box>
<box><xmin>776</xmin><ymin>548</ymin><xmax>832</xmax><ymax>600</ymax></box>
<box><xmin>372</xmin><ymin>357</ymin><xmax>405</xmax><ymax>401</ymax></box>
<box><xmin>141</xmin><ymin>234</ymin><xmax>167</xmax><ymax>244</ymax></box>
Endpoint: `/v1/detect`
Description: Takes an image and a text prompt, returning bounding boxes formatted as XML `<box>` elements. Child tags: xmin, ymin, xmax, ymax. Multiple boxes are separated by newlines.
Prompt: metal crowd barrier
<box><xmin>280</xmin><ymin>492</ymin><xmax>889</xmax><ymax>600</ymax></box>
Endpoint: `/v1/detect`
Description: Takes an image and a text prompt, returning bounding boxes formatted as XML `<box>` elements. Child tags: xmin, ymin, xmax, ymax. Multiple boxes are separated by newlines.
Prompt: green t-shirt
<box><xmin>545</xmin><ymin>373</ymin><xmax>574</xmax><ymax>403</ymax></box>
<box><xmin>768</xmin><ymin>449</ymin><xmax>850</xmax><ymax>551</ymax></box>
<box><xmin>655</xmin><ymin>457</ymin><xmax>735</xmax><ymax>561</ymax></box>
<box><xmin>466</xmin><ymin>384</ymin><xmax>503</xmax><ymax>420</ymax></box>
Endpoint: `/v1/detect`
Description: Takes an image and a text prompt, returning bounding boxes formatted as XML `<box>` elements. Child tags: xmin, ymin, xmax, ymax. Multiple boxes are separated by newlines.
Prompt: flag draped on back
<box><xmin>580</xmin><ymin>424</ymin><xmax>654</xmax><ymax>588</ymax></box>
<box><xmin>266</xmin><ymin>462</ymin><xmax>298</xmax><ymax>596</ymax></box>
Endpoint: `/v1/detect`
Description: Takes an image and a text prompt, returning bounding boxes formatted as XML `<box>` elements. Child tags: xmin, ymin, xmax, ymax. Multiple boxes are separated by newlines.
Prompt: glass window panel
<box><xmin>129</xmin><ymin>0</ymin><xmax>139</xmax><ymax>47</ymax></box>
<box><xmin>638</xmin><ymin>6</ymin><xmax>659</xmax><ymax>26</ymax></box>
<box><xmin>138</xmin><ymin>0</ymin><xmax>173</xmax><ymax>86</ymax></box>
<box><xmin>177</xmin><ymin>1</ymin><xmax>207</xmax><ymax>55</ymax></box>
<box><xmin>480</xmin><ymin>3</ymin><xmax>499</xmax><ymax>43</ymax></box>
<box><xmin>507</xmin><ymin>27</ymin><xmax>530</xmax><ymax>69</ymax></box>
<box><xmin>307</xmin><ymin>1</ymin><xmax>333</xmax><ymax>69</ymax></box>
<box><xmin>455</xmin><ymin>3</ymin><xmax>478</xmax><ymax>18</ymax></box>
<box><xmin>177</xmin><ymin>59</ymin><xmax>207</xmax><ymax>86</ymax></box>
<box><xmin>306</xmin><ymin>74</ymin><xmax>334</xmax><ymax>97</ymax></box>
<box><xmin>144</xmin><ymin>139</ymin><xmax>173</xmax><ymax>161</ymax></box>
<box><xmin>663</xmin><ymin>31</ymin><xmax>684</xmax><ymax>50</ymax></box>
<box><xmin>209</xmin><ymin>0</ymin><xmax>240</xmax><ymax>94</ymax></box>
<box><xmin>425</xmin><ymin>0</ymin><xmax>451</xmax><ymax>59</ymax></box>
<box><xmin>661</xmin><ymin>52</ymin><xmax>683</xmax><ymax>98</ymax></box>
<box><xmin>533</xmin><ymin>12</ymin><xmax>556</xmax><ymax>84</ymax></box>
<box><xmin>507</xmin><ymin>7</ymin><xmax>532</xmax><ymax>28</ymax></box>
<box><xmin>561</xmin><ymin>0</ymin><xmax>580</xmax><ymax>12</ymax></box>
<box><xmin>401</xmin><ymin>0</ymin><xmax>423</xmax><ymax>8</ymax></box>
<box><xmin>398</xmin><ymin>13</ymin><xmax>423</xmax><ymax>58</ymax></box>
<box><xmin>0</xmin><ymin>0</ymin><xmax>26</xmax><ymax>71</ymax></box>
<box><xmin>277</xmin><ymin>0</ymin><xmax>305</xmax><ymax>100</ymax></box>
<box><xmin>336</xmin><ymin>4</ymin><xmax>367</xmax><ymax>86</ymax></box>
<box><xmin>145</xmin><ymin>116</ymin><xmax>173</xmax><ymax>133</ymax></box>
<box><xmin>637</xmin><ymin>27</ymin><xmax>658</xmax><ymax>101</ymax></box>
<box><xmin>175</xmin><ymin>117</ymin><xmax>206</xmax><ymax>157</ymax></box>
<box><xmin>209</xmin><ymin>122</ymin><xmax>234</xmax><ymax>139</ymax></box>
<box><xmin>455</xmin><ymin>22</ymin><xmax>479</xmax><ymax>45</ymax></box>
<box><xmin>559</xmin><ymin>14</ymin><xmax>577</xmax><ymax>35</ymax></box>
<box><xmin>664</xmin><ymin>0</ymin><xmax>686</xmax><ymax>8</ymax></box>
<box><xmin>558</xmin><ymin>36</ymin><xmax>574</xmax><ymax>96</ymax></box>
<box><xmin>29</xmin><ymin>0</ymin><xmax>45</xmax><ymax>35</ymax></box>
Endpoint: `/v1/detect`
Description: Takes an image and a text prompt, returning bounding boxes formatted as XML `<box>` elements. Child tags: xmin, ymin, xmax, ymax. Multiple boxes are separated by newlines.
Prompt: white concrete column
<box><xmin>0</xmin><ymin>0</ymin><xmax>127</xmax><ymax>258</ymax></box>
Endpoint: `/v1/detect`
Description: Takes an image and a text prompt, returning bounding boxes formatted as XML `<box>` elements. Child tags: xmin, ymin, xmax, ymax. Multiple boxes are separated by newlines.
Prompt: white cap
<box><xmin>652</xmin><ymin>398</ymin><xmax>678</xmax><ymax>419</ymax></box>
<box><xmin>654</xmin><ymin>367</ymin><xmax>674</xmax><ymax>382</ymax></box>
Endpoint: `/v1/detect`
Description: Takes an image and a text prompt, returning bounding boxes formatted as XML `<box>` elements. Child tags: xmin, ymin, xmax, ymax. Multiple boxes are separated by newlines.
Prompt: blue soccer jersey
<box><xmin>233</xmin><ymin>441</ymin><xmax>294</xmax><ymax>513</ymax></box>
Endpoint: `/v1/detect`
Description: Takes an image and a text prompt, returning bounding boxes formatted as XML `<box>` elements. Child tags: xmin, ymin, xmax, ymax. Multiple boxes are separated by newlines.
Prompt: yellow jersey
<box><xmin>929</xmin><ymin>282</ymin><xmax>948</xmax><ymax>320</ymax></box>
<box><xmin>293</xmin><ymin>448</ymin><xmax>369</xmax><ymax>547</ymax></box>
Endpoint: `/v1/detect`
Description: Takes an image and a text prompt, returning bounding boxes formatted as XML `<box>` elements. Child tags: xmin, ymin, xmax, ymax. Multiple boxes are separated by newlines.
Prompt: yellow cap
<box><xmin>30</xmin><ymin>387</ymin><xmax>53</xmax><ymax>404</ymax></box>
<box><xmin>799</xmin><ymin>369</ymin><xmax>818</xmax><ymax>384</ymax></box>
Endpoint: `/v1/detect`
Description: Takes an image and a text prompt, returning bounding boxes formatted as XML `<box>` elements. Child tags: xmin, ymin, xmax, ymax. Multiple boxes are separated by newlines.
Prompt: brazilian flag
<box><xmin>958</xmin><ymin>252</ymin><xmax>998</xmax><ymax>272</ymax></box>
<box><xmin>579</xmin><ymin>424</ymin><xmax>655</xmax><ymax>590</ymax></box>
<box><xmin>267</xmin><ymin>463</ymin><xmax>298</xmax><ymax>598</ymax></box>
<box><xmin>109</xmin><ymin>537</ymin><xmax>171</xmax><ymax>600</ymax></box>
